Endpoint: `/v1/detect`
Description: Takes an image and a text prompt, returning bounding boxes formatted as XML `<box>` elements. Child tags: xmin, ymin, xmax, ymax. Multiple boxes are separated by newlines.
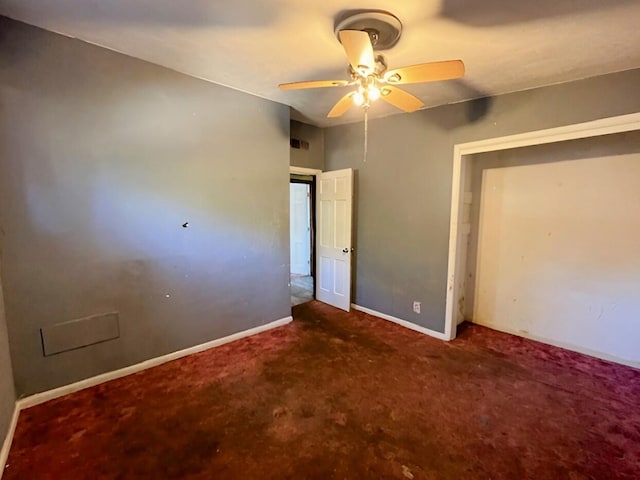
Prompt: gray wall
<box><xmin>290</xmin><ymin>120</ymin><xmax>325</xmax><ymax>170</ymax></box>
<box><xmin>0</xmin><ymin>17</ymin><xmax>291</xmax><ymax>396</ymax></box>
<box><xmin>325</xmin><ymin>68</ymin><xmax>640</xmax><ymax>333</ymax></box>
<box><xmin>0</xmin><ymin>267</ymin><xmax>16</xmax><ymax>447</ymax></box>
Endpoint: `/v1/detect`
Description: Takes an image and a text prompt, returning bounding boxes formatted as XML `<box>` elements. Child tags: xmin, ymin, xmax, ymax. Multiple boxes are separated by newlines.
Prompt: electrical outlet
<box><xmin>413</xmin><ymin>301</ymin><xmax>421</xmax><ymax>314</ymax></box>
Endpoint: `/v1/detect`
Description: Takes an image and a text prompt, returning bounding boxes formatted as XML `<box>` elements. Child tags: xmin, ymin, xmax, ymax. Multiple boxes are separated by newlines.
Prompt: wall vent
<box><xmin>290</xmin><ymin>138</ymin><xmax>309</xmax><ymax>150</ymax></box>
<box><xmin>40</xmin><ymin>312</ymin><xmax>120</xmax><ymax>356</ymax></box>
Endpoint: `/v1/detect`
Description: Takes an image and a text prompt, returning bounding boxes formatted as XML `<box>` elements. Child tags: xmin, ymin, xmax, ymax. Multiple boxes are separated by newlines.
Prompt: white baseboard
<box><xmin>0</xmin><ymin>403</ymin><xmax>20</xmax><ymax>478</ymax></box>
<box><xmin>0</xmin><ymin>315</ymin><xmax>292</xmax><ymax>479</ymax></box>
<box><xmin>351</xmin><ymin>304</ymin><xmax>449</xmax><ymax>341</ymax></box>
<box><xmin>18</xmin><ymin>315</ymin><xmax>293</xmax><ymax>410</ymax></box>
<box><xmin>474</xmin><ymin>321</ymin><xmax>640</xmax><ymax>369</ymax></box>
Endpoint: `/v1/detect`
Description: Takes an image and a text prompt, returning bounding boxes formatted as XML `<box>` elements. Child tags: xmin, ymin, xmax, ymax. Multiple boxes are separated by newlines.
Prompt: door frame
<box><xmin>289</xmin><ymin>166</ymin><xmax>322</xmax><ymax>292</ymax></box>
<box><xmin>290</xmin><ymin>177</ymin><xmax>315</xmax><ymax>277</ymax></box>
<box><xmin>444</xmin><ymin>112</ymin><xmax>640</xmax><ymax>341</ymax></box>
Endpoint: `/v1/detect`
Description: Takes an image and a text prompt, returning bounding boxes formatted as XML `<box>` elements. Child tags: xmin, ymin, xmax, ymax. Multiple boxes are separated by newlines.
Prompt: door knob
<box><xmin>342</xmin><ymin>248</ymin><xmax>349</xmax><ymax>253</ymax></box>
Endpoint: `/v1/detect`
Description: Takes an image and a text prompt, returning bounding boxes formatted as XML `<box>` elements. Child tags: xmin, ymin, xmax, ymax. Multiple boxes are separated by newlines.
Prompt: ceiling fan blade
<box><xmin>338</xmin><ymin>30</ymin><xmax>375</xmax><ymax>75</ymax></box>
<box><xmin>327</xmin><ymin>92</ymin><xmax>355</xmax><ymax>118</ymax></box>
<box><xmin>384</xmin><ymin>60</ymin><xmax>465</xmax><ymax>85</ymax></box>
<box><xmin>278</xmin><ymin>80</ymin><xmax>350</xmax><ymax>90</ymax></box>
<box><xmin>380</xmin><ymin>86</ymin><xmax>424</xmax><ymax>113</ymax></box>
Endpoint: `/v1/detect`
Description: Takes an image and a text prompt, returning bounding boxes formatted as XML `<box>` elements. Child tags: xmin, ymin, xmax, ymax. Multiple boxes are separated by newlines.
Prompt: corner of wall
<box><xmin>0</xmin><ymin>267</ymin><xmax>17</xmax><ymax>474</ymax></box>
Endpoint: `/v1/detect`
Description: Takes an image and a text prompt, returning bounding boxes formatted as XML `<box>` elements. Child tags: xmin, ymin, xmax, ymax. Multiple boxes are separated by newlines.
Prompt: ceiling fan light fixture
<box><xmin>386</xmin><ymin>73</ymin><xmax>401</xmax><ymax>83</ymax></box>
<box><xmin>279</xmin><ymin>10</ymin><xmax>464</xmax><ymax>120</ymax></box>
<box><xmin>368</xmin><ymin>85</ymin><xmax>381</xmax><ymax>101</ymax></box>
<box><xmin>353</xmin><ymin>90</ymin><xmax>365</xmax><ymax>106</ymax></box>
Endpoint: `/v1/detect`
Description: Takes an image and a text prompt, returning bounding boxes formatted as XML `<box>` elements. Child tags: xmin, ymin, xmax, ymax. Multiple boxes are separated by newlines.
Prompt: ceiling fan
<box><xmin>278</xmin><ymin>11</ymin><xmax>465</xmax><ymax>119</ymax></box>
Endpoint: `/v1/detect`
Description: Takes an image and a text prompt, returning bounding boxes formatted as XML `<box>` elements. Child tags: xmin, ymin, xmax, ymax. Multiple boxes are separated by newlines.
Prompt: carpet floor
<box><xmin>5</xmin><ymin>301</ymin><xmax>640</xmax><ymax>479</ymax></box>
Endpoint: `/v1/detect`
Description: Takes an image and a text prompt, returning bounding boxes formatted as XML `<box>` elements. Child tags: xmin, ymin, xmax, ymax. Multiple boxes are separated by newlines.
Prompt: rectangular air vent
<box><xmin>290</xmin><ymin>138</ymin><xmax>309</xmax><ymax>150</ymax></box>
<box><xmin>40</xmin><ymin>312</ymin><xmax>120</xmax><ymax>356</ymax></box>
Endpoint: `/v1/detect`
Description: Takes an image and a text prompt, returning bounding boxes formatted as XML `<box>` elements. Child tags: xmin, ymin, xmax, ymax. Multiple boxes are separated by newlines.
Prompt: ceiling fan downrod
<box><xmin>363</xmin><ymin>108</ymin><xmax>369</xmax><ymax>162</ymax></box>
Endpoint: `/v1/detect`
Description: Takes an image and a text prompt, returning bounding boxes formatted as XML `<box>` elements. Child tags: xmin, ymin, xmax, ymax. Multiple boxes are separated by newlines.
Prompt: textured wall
<box><xmin>0</xmin><ymin>268</ymin><xmax>16</xmax><ymax>448</ymax></box>
<box><xmin>325</xmin><ymin>68</ymin><xmax>640</xmax><ymax>333</ymax></box>
<box><xmin>0</xmin><ymin>17</ymin><xmax>291</xmax><ymax>395</ymax></box>
<box><xmin>472</xmin><ymin>133</ymin><xmax>640</xmax><ymax>364</ymax></box>
<box><xmin>465</xmin><ymin>132</ymin><xmax>640</xmax><ymax>320</ymax></box>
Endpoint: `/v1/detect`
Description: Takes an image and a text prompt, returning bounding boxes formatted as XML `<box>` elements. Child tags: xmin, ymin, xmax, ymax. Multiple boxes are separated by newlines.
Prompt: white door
<box><xmin>316</xmin><ymin>168</ymin><xmax>353</xmax><ymax>311</ymax></box>
<box><xmin>290</xmin><ymin>183</ymin><xmax>311</xmax><ymax>276</ymax></box>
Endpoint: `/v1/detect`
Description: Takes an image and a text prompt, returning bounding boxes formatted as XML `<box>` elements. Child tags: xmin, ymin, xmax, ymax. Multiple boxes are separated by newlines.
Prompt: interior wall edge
<box><xmin>473</xmin><ymin>320</ymin><xmax>640</xmax><ymax>370</ymax></box>
<box><xmin>16</xmin><ymin>315</ymin><xmax>292</xmax><ymax>409</ymax></box>
<box><xmin>0</xmin><ymin>314</ymin><xmax>291</xmax><ymax>477</ymax></box>
<box><xmin>0</xmin><ymin>402</ymin><xmax>19</xmax><ymax>480</ymax></box>
<box><xmin>324</xmin><ymin>68</ymin><xmax>640</xmax><ymax>336</ymax></box>
<box><xmin>351</xmin><ymin>304</ymin><xmax>448</xmax><ymax>340</ymax></box>
<box><xmin>0</xmin><ymin>266</ymin><xmax>16</xmax><ymax>465</ymax></box>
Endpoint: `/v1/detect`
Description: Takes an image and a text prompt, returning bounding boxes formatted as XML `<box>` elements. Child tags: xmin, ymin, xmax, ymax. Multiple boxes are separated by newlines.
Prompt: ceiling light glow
<box><xmin>368</xmin><ymin>85</ymin><xmax>381</xmax><ymax>101</ymax></box>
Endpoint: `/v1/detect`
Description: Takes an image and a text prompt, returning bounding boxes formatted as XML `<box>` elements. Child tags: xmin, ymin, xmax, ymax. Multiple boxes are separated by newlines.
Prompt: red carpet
<box><xmin>5</xmin><ymin>301</ymin><xmax>640</xmax><ymax>479</ymax></box>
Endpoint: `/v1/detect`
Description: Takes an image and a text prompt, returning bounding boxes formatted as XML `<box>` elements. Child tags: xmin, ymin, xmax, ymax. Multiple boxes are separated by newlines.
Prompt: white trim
<box><xmin>444</xmin><ymin>112</ymin><xmax>640</xmax><ymax>341</ymax></box>
<box><xmin>17</xmin><ymin>316</ymin><xmax>292</xmax><ymax>410</ymax></box>
<box><xmin>352</xmin><ymin>304</ymin><xmax>449</xmax><ymax>341</ymax></box>
<box><xmin>454</xmin><ymin>113</ymin><xmax>640</xmax><ymax>155</ymax></box>
<box><xmin>0</xmin><ymin>315</ymin><xmax>292</xmax><ymax>477</ymax></box>
<box><xmin>289</xmin><ymin>165</ymin><xmax>322</xmax><ymax>305</ymax></box>
<box><xmin>0</xmin><ymin>404</ymin><xmax>19</xmax><ymax>478</ymax></box>
<box><xmin>289</xmin><ymin>166</ymin><xmax>322</xmax><ymax>176</ymax></box>
<box><xmin>444</xmin><ymin>144</ymin><xmax>465</xmax><ymax>340</ymax></box>
<box><xmin>475</xmin><ymin>321</ymin><xmax>640</xmax><ymax>370</ymax></box>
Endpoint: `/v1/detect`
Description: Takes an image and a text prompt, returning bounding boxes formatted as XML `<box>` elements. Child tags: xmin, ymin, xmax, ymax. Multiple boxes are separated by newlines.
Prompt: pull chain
<box><xmin>363</xmin><ymin>108</ymin><xmax>368</xmax><ymax>162</ymax></box>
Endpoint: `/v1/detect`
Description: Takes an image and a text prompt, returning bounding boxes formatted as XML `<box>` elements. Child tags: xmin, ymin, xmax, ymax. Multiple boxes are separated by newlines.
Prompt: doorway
<box><xmin>288</xmin><ymin>166</ymin><xmax>355</xmax><ymax>311</ymax></box>
<box><xmin>444</xmin><ymin>112</ymin><xmax>640</xmax><ymax>353</ymax></box>
<box><xmin>466</xmin><ymin>132</ymin><xmax>640</xmax><ymax>366</ymax></box>
<box><xmin>290</xmin><ymin>174</ymin><xmax>315</xmax><ymax>306</ymax></box>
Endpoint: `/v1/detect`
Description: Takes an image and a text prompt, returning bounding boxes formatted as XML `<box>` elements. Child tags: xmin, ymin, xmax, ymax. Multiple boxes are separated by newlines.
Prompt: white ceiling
<box><xmin>2</xmin><ymin>0</ymin><xmax>639</xmax><ymax>127</ymax></box>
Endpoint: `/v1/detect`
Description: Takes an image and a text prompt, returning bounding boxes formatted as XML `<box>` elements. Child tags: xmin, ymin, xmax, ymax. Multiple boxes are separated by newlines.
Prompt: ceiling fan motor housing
<box><xmin>334</xmin><ymin>11</ymin><xmax>403</xmax><ymax>50</ymax></box>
